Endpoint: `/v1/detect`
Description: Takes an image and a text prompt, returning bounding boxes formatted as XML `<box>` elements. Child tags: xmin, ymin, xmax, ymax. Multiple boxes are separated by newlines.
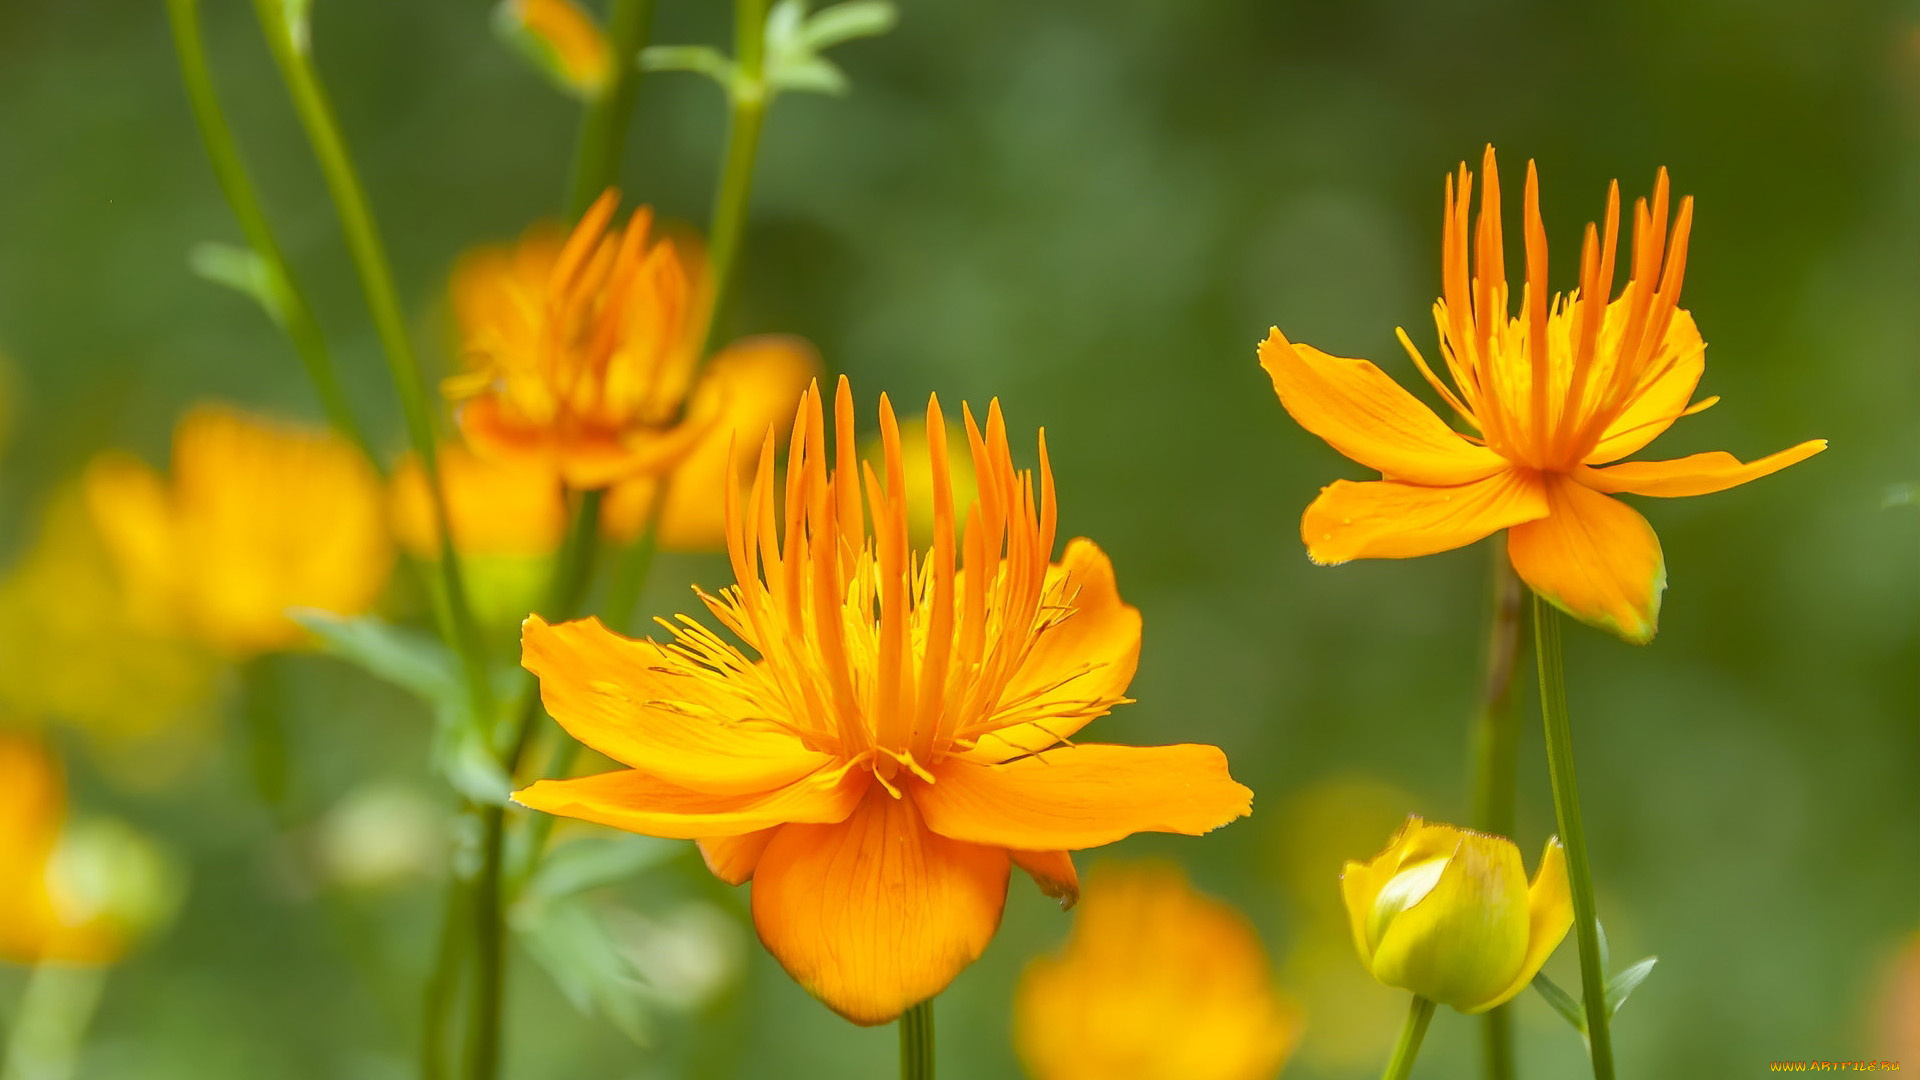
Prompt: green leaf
<box><xmin>768</xmin><ymin>55</ymin><xmax>849</xmax><ymax>96</ymax></box>
<box><xmin>290</xmin><ymin>609</ymin><xmax>459</xmax><ymax>704</ymax></box>
<box><xmin>514</xmin><ymin>897</ymin><xmax>654</xmax><ymax>1044</ymax></box>
<box><xmin>523</xmin><ymin>834</ymin><xmax>679</xmax><ymax>902</ymax></box>
<box><xmin>1595</xmin><ymin>917</ymin><xmax>1612</xmax><ymax>975</ymax></box>
<box><xmin>1531</xmin><ymin>971</ymin><xmax>1587</xmax><ymax>1034</ymax></box>
<box><xmin>1605</xmin><ymin>956</ymin><xmax>1657</xmax><ymax>1017</ymax></box>
<box><xmin>800</xmin><ymin>0</ymin><xmax>898</xmax><ymax>51</ymax></box>
<box><xmin>189</xmin><ymin>243</ymin><xmax>290</xmax><ymax>328</ymax></box>
<box><xmin>639</xmin><ymin>44</ymin><xmax>735</xmax><ymax>86</ymax></box>
<box><xmin>432</xmin><ymin>707</ymin><xmax>512</xmax><ymax>805</ymax></box>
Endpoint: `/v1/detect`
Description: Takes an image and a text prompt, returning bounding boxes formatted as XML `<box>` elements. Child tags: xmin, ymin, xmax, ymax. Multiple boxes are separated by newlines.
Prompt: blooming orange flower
<box><xmin>495</xmin><ymin>0</ymin><xmax>613</xmax><ymax>99</ymax></box>
<box><xmin>391</xmin><ymin>443</ymin><xmax>570</xmax><ymax>560</ymax></box>
<box><xmin>83</xmin><ymin>405</ymin><xmax>392</xmax><ymax>656</ymax></box>
<box><xmin>1015</xmin><ymin>862</ymin><xmax>1301</xmax><ymax>1080</ymax></box>
<box><xmin>447</xmin><ymin>192</ymin><xmax>720</xmax><ymax>490</ymax></box>
<box><xmin>513</xmin><ymin>377</ymin><xmax>1253</xmax><ymax>1024</ymax></box>
<box><xmin>1262</xmin><ymin>147</ymin><xmax>1825</xmax><ymax>642</ymax></box>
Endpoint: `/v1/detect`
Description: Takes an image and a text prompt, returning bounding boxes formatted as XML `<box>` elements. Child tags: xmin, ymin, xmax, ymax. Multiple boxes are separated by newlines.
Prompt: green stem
<box><xmin>898</xmin><ymin>1000</ymin><xmax>934</xmax><ymax>1080</ymax></box>
<box><xmin>703</xmin><ymin>0</ymin><xmax>770</xmax><ymax>347</ymax></box>
<box><xmin>1532</xmin><ymin>594</ymin><xmax>1616</xmax><ymax>1080</ymax></box>
<box><xmin>241</xmin><ymin>654</ymin><xmax>292</xmax><ymax>824</ymax></box>
<box><xmin>165</xmin><ymin>0</ymin><xmax>377</xmax><ymax>468</ymax></box>
<box><xmin>420</xmin><ymin>866</ymin><xmax>470</xmax><ymax>1080</ymax></box>
<box><xmin>0</xmin><ymin>965</ymin><xmax>107</xmax><ymax>1080</ymax></box>
<box><xmin>249</xmin><ymin>0</ymin><xmax>494</xmax><ymax>728</ymax></box>
<box><xmin>467</xmin><ymin>490</ymin><xmax>606</xmax><ymax>1080</ymax></box>
<box><xmin>564</xmin><ymin>0</ymin><xmax>656</xmax><ymax>219</ymax></box>
<box><xmin>1380</xmin><ymin>995</ymin><xmax>1435</xmax><ymax>1080</ymax></box>
<box><xmin>1468</xmin><ymin>539</ymin><xmax>1524</xmax><ymax>1080</ymax></box>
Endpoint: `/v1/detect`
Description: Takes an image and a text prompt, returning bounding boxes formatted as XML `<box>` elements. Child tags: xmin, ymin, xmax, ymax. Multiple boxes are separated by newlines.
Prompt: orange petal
<box><xmin>1259</xmin><ymin>328</ymin><xmax>1508</xmax><ymax>485</ymax></box>
<box><xmin>602</xmin><ymin>335</ymin><xmax>820</xmax><ymax>549</ymax></box>
<box><xmin>1508</xmin><ymin>475</ymin><xmax>1665</xmax><ymax>644</ymax></box>
<box><xmin>511</xmin><ymin>763</ymin><xmax>869</xmax><ymax>840</ymax></box>
<box><xmin>1012</xmin><ymin>849</ymin><xmax>1079</xmax><ymax>910</ymax></box>
<box><xmin>523</xmin><ymin>616</ymin><xmax>832</xmax><ymax>796</ymax></box>
<box><xmin>698</xmin><ymin>827</ymin><xmax>780</xmax><ymax>885</ymax></box>
<box><xmin>1583</xmin><ymin>308</ymin><xmax>1705</xmax><ymax>463</ymax></box>
<box><xmin>917</xmin><ymin>744</ymin><xmax>1252</xmax><ymax>852</ymax></box>
<box><xmin>1302</xmin><ymin>468</ymin><xmax>1548</xmax><ymax>565</ymax></box>
<box><xmin>752</xmin><ymin>787</ymin><xmax>1011</xmax><ymax>1025</ymax></box>
<box><xmin>968</xmin><ymin>539</ymin><xmax>1140</xmax><ymax>762</ymax></box>
<box><xmin>1579</xmin><ymin>440</ymin><xmax>1826</xmax><ymax>498</ymax></box>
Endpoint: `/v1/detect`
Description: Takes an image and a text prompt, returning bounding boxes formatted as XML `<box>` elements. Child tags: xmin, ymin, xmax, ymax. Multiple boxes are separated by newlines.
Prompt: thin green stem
<box><xmin>898</xmin><ymin>1000</ymin><xmax>934</xmax><ymax>1080</ymax></box>
<box><xmin>241</xmin><ymin>654</ymin><xmax>292</xmax><ymax>825</ymax></box>
<box><xmin>467</xmin><ymin>490</ymin><xmax>605</xmax><ymax>1080</ymax></box>
<box><xmin>1468</xmin><ymin>539</ymin><xmax>1525</xmax><ymax>1080</ymax></box>
<box><xmin>703</xmin><ymin>0</ymin><xmax>770</xmax><ymax>347</ymax></box>
<box><xmin>1380</xmin><ymin>995</ymin><xmax>1436</xmax><ymax>1080</ymax></box>
<box><xmin>420</xmin><ymin>864</ymin><xmax>470</xmax><ymax>1080</ymax></box>
<box><xmin>166</xmin><ymin>0</ymin><xmax>376</xmax><ymax>467</ymax></box>
<box><xmin>0</xmin><ymin>965</ymin><xmax>107</xmax><ymax>1080</ymax></box>
<box><xmin>564</xmin><ymin>0</ymin><xmax>656</xmax><ymax>219</ymax></box>
<box><xmin>1532</xmin><ymin>594</ymin><xmax>1616</xmax><ymax>1080</ymax></box>
<box><xmin>249</xmin><ymin>0</ymin><xmax>494</xmax><ymax>728</ymax></box>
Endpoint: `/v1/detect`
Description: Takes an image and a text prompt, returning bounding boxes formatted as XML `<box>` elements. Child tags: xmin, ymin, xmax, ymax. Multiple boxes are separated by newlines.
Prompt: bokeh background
<box><xmin>2</xmin><ymin>0</ymin><xmax>1916</xmax><ymax>1077</ymax></box>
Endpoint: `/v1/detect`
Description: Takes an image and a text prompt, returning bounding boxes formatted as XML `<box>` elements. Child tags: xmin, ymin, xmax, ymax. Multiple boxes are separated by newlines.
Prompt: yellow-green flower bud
<box><xmin>1341</xmin><ymin>816</ymin><xmax>1571</xmax><ymax>1013</ymax></box>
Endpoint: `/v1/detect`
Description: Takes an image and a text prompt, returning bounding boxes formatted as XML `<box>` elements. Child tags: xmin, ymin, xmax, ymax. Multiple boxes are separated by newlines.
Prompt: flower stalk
<box><xmin>0</xmin><ymin>964</ymin><xmax>107</xmax><ymax>1080</ymax></box>
<box><xmin>165</xmin><ymin>0</ymin><xmax>375</xmax><ymax>468</ymax></box>
<box><xmin>1469</xmin><ymin>539</ymin><xmax>1526</xmax><ymax>1080</ymax></box>
<box><xmin>705</xmin><ymin>0</ymin><xmax>771</xmax><ymax>343</ymax></box>
<box><xmin>564</xmin><ymin>0</ymin><xmax>656</xmax><ymax>219</ymax></box>
<box><xmin>899</xmin><ymin>1000</ymin><xmax>935</xmax><ymax>1080</ymax></box>
<box><xmin>1380</xmin><ymin>996</ymin><xmax>1436</xmax><ymax>1080</ymax></box>
<box><xmin>1533</xmin><ymin>594</ymin><xmax>1616</xmax><ymax>1080</ymax></box>
<box><xmin>248</xmin><ymin>0</ymin><xmax>495</xmax><ymax>729</ymax></box>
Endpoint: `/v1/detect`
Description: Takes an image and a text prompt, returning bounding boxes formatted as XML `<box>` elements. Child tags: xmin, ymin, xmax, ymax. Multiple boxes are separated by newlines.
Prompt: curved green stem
<box><xmin>1469</xmin><ymin>540</ymin><xmax>1525</xmax><ymax>1080</ymax></box>
<box><xmin>249</xmin><ymin>0</ymin><xmax>494</xmax><ymax>729</ymax></box>
<box><xmin>898</xmin><ymin>1000</ymin><xmax>934</xmax><ymax>1080</ymax></box>
<box><xmin>1380</xmin><ymin>995</ymin><xmax>1436</xmax><ymax>1080</ymax></box>
<box><xmin>165</xmin><ymin>0</ymin><xmax>376</xmax><ymax>468</ymax></box>
<box><xmin>703</xmin><ymin>0</ymin><xmax>770</xmax><ymax>347</ymax></box>
<box><xmin>565</xmin><ymin>0</ymin><xmax>656</xmax><ymax>219</ymax></box>
<box><xmin>467</xmin><ymin>490</ymin><xmax>605</xmax><ymax>1080</ymax></box>
<box><xmin>1532</xmin><ymin>594</ymin><xmax>1616</xmax><ymax>1080</ymax></box>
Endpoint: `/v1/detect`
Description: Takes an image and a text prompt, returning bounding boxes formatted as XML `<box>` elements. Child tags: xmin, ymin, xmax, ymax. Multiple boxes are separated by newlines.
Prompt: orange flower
<box><xmin>1015</xmin><ymin>862</ymin><xmax>1301</xmax><ymax>1080</ymax></box>
<box><xmin>0</xmin><ymin>734</ymin><xmax>156</xmax><ymax>966</ymax></box>
<box><xmin>495</xmin><ymin>0</ymin><xmax>613</xmax><ymax>99</ymax></box>
<box><xmin>600</xmin><ymin>334</ymin><xmax>820</xmax><ymax>550</ymax></box>
<box><xmin>447</xmin><ymin>192</ymin><xmax>719</xmax><ymax>490</ymax></box>
<box><xmin>513</xmin><ymin>377</ymin><xmax>1253</xmax><ymax>1025</ymax></box>
<box><xmin>83</xmin><ymin>405</ymin><xmax>392</xmax><ymax>656</ymax></box>
<box><xmin>1262</xmin><ymin>147</ymin><xmax>1825</xmax><ymax>642</ymax></box>
<box><xmin>390</xmin><ymin>443</ymin><xmax>569</xmax><ymax>560</ymax></box>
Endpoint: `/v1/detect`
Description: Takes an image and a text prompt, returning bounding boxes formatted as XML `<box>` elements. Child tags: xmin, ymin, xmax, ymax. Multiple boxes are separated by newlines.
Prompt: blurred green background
<box><xmin>1</xmin><ymin>0</ymin><xmax>1915</xmax><ymax>1077</ymax></box>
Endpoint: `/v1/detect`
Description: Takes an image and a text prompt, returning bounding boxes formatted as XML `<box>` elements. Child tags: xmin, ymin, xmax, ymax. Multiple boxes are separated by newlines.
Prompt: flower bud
<box><xmin>1340</xmin><ymin>816</ymin><xmax>1571</xmax><ymax>1013</ymax></box>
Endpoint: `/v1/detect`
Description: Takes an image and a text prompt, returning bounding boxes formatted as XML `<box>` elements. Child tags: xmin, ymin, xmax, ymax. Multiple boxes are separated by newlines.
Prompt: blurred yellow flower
<box><xmin>1262</xmin><ymin>146</ymin><xmax>1825</xmax><ymax>642</ymax></box>
<box><xmin>0</xmin><ymin>734</ymin><xmax>178</xmax><ymax>966</ymax></box>
<box><xmin>391</xmin><ymin>442</ymin><xmax>569</xmax><ymax>560</ymax></box>
<box><xmin>1015</xmin><ymin>862</ymin><xmax>1301</xmax><ymax>1080</ymax></box>
<box><xmin>0</xmin><ymin>488</ymin><xmax>218</xmax><ymax>753</ymax></box>
<box><xmin>494</xmin><ymin>0</ymin><xmax>613</xmax><ymax>99</ymax></box>
<box><xmin>512</xmin><ymin>377</ymin><xmax>1253</xmax><ymax>1025</ymax></box>
<box><xmin>1341</xmin><ymin>816</ymin><xmax>1570</xmax><ymax>1013</ymax></box>
<box><xmin>83</xmin><ymin>404</ymin><xmax>392</xmax><ymax>656</ymax></box>
<box><xmin>600</xmin><ymin>334</ymin><xmax>820</xmax><ymax>550</ymax></box>
<box><xmin>447</xmin><ymin>192</ymin><xmax>721</xmax><ymax>490</ymax></box>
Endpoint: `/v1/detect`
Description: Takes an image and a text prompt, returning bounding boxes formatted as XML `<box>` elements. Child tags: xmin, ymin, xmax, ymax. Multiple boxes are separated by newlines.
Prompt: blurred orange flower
<box><xmin>391</xmin><ymin>443</ymin><xmax>569</xmax><ymax>560</ymax></box>
<box><xmin>1262</xmin><ymin>146</ymin><xmax>1824</xmax><ymax>642</ymax></box>
<box><xmin>84</xmin><ymin>404</ymin><xmax>392</xmax><ymax>656</ymax></box>
<box><xmin>0</xmin><ymin>735</ymin><xmax>150</xmax><ymax>966</ymax></box>
<box><xmin>600</xmin><ymin>334</ymin><xmax>820</xmax><ymax>550</ymax></box>
<box><xmin>513</xmin><ymin>377</ymin><xmax>1253</xmax><ymax>1025</ymax></box>
<box><xmin>495</xmin><ymin>0</ymin><xmax>613</xmax><ymax>99</ymax></box>
<box><xmin>1015</xmin><ymin>862</ymin><xmax>1301</xmax><ymax>1080</ymax></box>
<box><xmin>447</xmin><ymin>192</ymin><xmax>718</xmax><ymax>490</ymax></box>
